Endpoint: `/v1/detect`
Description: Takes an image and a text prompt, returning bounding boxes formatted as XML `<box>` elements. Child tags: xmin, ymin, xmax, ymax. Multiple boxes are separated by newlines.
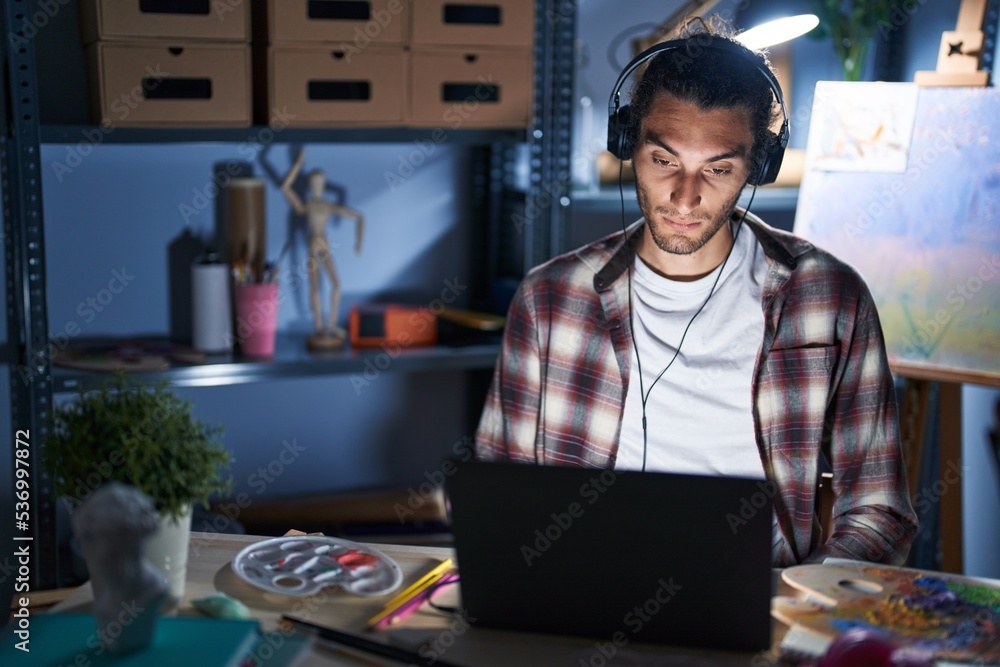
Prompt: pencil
<box><xmin>281</xmin><ymin>615</ymin><xmax>468</xmax><ymax>667</ymax></box>
<box><xmin>365</xmin><ymin>558</ymin><xmax>454</xmax><ymax>629</ymax></box>
<box><xmin>374</xmin><ymin>572</ymin><xmax>461</xmax><ymax>629</ymax></box>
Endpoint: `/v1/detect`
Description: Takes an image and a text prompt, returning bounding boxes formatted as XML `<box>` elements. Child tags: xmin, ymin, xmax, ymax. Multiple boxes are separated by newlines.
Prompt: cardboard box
<box><xmin>263</xmin><ymin>0</ymin><xmax>408</xmax><ymax>45</ymax></box>
<box><xmin>409</xmin><ymin>49</ymin><xmax>531</xmax><ymax>128</ymax></box>
<box><xmin>88</xmin><ymin>42</ymin><xmax>251</xmax><ymax>126</ymax></box>
<box><xmin>410</xmin><ymin>0</ymin><xmax>533</xmax><ymax>48</ymax></box>
<box><xmin>80</xmin><ymin>0</ymin><xmax>249</xmax><ymax>43</ymax></box>
<box><xmin>265</xmin><ymin>47</ymin><xmax>407</xmax><ymax>126</ymax></box>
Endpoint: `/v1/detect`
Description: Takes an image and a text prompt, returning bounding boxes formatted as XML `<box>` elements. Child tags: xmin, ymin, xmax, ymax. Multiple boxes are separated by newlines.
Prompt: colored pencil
<box><xmin>373</xmin><ymin>572</ymin><xmax>461</xmax><ymax>629</ymax></box>
<box><xmin>364</xmin><ymin>558</ymin><xmax>454</xmax><ymax>629</ymax></box>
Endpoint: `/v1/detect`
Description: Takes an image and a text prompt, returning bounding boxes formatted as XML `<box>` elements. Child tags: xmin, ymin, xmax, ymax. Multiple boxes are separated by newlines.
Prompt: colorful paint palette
<box><xmin>773</xmin><ymin>562</ymin><xmax>1000</xmax><ymax>663</ymax></box>
<box><xmin>232</xmin><ymin>536</ymin><xmax>403</xmax><ymax>598</ymax></box>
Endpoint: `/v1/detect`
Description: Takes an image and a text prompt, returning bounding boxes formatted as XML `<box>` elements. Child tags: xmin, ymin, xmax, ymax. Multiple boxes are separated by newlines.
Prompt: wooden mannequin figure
<box><xmin>281</xmin><ymin>149</ymin><xmax>364</xmax><ymax>350</ymax></box>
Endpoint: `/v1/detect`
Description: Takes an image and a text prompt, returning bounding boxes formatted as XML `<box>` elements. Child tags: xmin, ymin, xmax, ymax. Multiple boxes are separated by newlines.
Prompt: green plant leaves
<box><xmin>44</xmin><ymin>372</ymin><xmax>232</xmax><ymax>520</ymax></box>
<box><xmin>806</xmin><ymin>0</ymin><xmax>897</xmax><ymax>80</ymax></box>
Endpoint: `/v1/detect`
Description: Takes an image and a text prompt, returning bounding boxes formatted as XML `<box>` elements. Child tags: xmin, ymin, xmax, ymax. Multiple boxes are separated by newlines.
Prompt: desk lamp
<box><xmin>631</xmin><ymin>0</ymin><xmax>819</xmax><ymax>53</ymax></box>
<box><xmin>735</xmin><ymin>14</ymin><xmax>821</xmax><ymax>49</ymax></box>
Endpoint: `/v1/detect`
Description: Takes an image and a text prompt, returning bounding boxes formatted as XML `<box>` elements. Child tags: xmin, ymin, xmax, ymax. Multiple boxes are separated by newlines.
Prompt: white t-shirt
<box><xmin>616</xmin><ymin>222</ymin><xmax>769</xmax><ymax>477</ymax></box>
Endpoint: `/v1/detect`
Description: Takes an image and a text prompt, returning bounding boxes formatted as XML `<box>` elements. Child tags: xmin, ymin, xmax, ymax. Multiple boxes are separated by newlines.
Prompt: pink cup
<box><xmin>234</xmin><ymin>283</ymin><xmax>279</xmax><ymax>357</ymax></box>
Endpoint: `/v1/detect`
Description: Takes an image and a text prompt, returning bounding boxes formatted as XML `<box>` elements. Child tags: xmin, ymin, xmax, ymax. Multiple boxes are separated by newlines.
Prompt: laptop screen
<box><xmin>445</xmin><ymin>461</ymin><xmax>773</xmax><ymax>652</ymax></box>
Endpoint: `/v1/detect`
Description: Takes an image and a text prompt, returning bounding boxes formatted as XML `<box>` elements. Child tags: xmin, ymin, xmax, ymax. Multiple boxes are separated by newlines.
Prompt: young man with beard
<box><xmin>475</xmin><ymin>27</ymin><xmax>917</xmax><ymax>566</ymax></box>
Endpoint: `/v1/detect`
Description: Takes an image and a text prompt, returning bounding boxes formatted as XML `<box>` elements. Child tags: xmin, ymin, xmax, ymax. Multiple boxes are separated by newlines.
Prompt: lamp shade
<box><xmin>735</xmin><ymin>14</ymin><xmax>819</xmax><ymax>49</ymax></box>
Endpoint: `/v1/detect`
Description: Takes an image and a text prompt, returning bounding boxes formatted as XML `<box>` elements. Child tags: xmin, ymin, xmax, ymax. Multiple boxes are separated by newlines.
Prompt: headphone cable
<box><xmin>619</xmin><ymin>164</ymin><xmax>759</xmax><ymax>472</ymax></box>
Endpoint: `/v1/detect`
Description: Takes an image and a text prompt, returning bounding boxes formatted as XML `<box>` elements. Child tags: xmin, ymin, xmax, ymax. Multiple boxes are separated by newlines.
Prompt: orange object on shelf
<box><xmin>349</xmin><ymin>304</ymin><xmax>437</xmax><ymax>349</ymax></box>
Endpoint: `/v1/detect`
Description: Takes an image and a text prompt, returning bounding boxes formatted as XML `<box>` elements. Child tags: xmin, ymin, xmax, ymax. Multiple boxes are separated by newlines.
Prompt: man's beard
<box><xmin>635</xmin><ymin>177</ymin><xmax>743</xmax><ymax>255</ymax></box>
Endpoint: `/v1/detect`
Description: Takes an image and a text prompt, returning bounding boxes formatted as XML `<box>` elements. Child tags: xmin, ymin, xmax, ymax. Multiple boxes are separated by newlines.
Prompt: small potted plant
<box><xmin>808</xmin><ymin>0</ymin><xmax>894</xmax><ymax>81</ymax></box>
<box><xmin>44</xmin><ymin>372</ymin><xmax>232</xmax><ymax>599</ymax></box>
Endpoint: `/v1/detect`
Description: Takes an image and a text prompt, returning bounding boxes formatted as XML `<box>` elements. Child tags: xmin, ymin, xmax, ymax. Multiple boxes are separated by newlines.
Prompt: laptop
<box><xmin>444</xmin><ymin>461</ymin><xmax>773</xmax><ymax>652</ymax></box>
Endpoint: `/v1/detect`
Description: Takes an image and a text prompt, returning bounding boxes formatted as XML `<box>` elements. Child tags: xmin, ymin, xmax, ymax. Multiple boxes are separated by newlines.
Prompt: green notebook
<box><xmin>0</xmin><ymin>613</ymin><xmax>259</xmax><ymax>666</ymax></box>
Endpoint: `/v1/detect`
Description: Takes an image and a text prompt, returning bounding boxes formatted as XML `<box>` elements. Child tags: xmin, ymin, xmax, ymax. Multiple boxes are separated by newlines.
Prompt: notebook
<box><xmin>444</xmin><ymin>461</ymin><xmax>773</xmax><ymax>652</ymax></box>
<box><xmin>0</xmin><ymin>613</ymin><xmax>259</xmax><ymax>666</ymax></box>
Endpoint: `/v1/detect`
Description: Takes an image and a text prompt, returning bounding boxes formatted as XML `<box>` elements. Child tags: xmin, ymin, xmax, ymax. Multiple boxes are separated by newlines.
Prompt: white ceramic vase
<box><xmin>143</xmin><ymin>506</ymin><xmax>192</xmax><ymax>602</ymax></box>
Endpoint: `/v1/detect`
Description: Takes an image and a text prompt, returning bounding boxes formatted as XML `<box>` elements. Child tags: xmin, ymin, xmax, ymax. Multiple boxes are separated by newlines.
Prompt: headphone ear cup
<box><xmin>748</xmin><ymin>128</ymin><xmax>787</xmax><ymax>186</ymax></box>
<box><xmin>607</xmin><ymin>104</ymin><xmax>634</xmax><ymax>161</ymax></box>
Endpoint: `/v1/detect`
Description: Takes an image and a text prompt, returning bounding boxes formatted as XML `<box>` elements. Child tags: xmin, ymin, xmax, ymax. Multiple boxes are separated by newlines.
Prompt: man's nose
<box><xmin>670</xmin><ymin>172</ymin><xmax>701</xmax><ymax>215</ymax></box>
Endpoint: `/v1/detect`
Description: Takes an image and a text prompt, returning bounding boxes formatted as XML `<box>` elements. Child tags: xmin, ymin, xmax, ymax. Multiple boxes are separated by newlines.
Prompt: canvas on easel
<box><xmin>795</xmin><ymin>82</ymin><xmax>1000</xmax><ymax>384</ymax></box>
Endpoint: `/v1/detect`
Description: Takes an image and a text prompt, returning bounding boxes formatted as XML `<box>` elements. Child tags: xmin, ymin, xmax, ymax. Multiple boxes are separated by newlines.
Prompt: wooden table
<box><xmin>55</xmin><ymin>532</ymin><xmax>789</xmax><ymax>666</ymax></box>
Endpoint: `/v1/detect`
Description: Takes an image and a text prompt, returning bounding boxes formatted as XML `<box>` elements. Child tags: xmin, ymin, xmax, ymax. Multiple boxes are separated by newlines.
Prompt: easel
<box><xmin>898</xmin><ymin>0</ymin><xmax>995</xmax><ymax>575</ymax></box>
<box><xmin>895</xmin><ymin>364</ymin><xmax>1000</xmax><ymax>572</ymax></box>
<box><xmin>914</xmin><ymin>0</ymin><xmax>991</xmax><ymax>87</ymax></box>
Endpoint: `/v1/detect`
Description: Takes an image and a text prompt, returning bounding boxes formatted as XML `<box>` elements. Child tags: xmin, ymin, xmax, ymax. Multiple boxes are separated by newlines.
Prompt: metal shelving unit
<box><xmin>2</xmin><ymin>0</ymin><xmax>576</xmax><ymax>588</ymax></box>
<box><xmin>41</xmin><ymin>125</ymin><xmax>525</xmax><ymax>146</ymax></box>
<box><xmin>53</xmin><ymin>336</ymin><xmax>501</xmax><ymax>392</ymax></box>
<box><xmin>2</xmin><ymin>0</ymin><xmax>60</xmax><ymax>591</ymax></box>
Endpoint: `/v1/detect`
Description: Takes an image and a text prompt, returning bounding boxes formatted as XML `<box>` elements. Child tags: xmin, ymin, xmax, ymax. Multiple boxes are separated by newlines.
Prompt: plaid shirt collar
<box><xmin>594</xmin><ymin>210</ymin><xmax>811</xmax><ymax>290</ymax></box>
<box><xmin>591</xmin><ymin>209</ymin><xmax>814</xmax><ymax>323</ymax></box>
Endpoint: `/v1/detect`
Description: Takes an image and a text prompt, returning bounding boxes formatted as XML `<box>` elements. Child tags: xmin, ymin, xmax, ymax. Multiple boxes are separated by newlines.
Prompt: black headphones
<box><xmin>606</xmin><ymin>36</ymin><xmax>789</xmax><ymax>186</ymax></box>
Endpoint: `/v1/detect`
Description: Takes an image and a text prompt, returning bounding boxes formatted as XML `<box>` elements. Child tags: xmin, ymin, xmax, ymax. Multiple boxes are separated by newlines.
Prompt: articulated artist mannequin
<box><xmin>281</xmin><ymin>149</ymin><xmax>364</xmax><ymax>350</ymax></box>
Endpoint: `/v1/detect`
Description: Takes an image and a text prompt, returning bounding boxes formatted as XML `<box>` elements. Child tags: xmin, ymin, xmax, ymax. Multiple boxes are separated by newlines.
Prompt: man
<box><xmin>475</xmin><ymin>27</ymin><xmax>917</xmax><ymax>566</ymax></box>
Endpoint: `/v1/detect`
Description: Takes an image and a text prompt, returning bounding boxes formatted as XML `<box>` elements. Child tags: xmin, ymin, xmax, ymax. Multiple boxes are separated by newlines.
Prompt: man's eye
<box><xmin>652</xmin><ymin>157</ymin><xmax>674</xmax><ymax>167</ymax></box>
<box><xmin>707</xmin><ymin>167</ymin><xmax>731</xmax><ymax>176</ymax></box>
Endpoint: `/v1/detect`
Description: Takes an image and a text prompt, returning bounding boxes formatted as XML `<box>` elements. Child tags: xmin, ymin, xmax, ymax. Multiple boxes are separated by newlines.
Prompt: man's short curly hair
<box><xmin>625</xmin><ymin>23</ymin><xmax>782</xmax><ymax>179</ymax></box>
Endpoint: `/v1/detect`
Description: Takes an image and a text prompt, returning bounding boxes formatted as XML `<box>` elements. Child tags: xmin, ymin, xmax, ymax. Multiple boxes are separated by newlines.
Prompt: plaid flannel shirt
<box><xmin>476</xmin><ymin>212</ymin><xmax>917</xmax><ymax>566</ymax></box>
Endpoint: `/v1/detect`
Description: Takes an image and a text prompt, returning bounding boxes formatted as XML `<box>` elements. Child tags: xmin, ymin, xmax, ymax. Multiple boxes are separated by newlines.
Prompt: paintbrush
<box><xmin>264</xmin><ymin>241</ymin><xmax>290</xmax><ymax>284</ymax></box>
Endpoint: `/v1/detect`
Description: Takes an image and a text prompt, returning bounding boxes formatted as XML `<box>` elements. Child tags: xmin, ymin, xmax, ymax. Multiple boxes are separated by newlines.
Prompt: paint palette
<box><xmin>773</xmin><ymin>562</ymin><xmax>1000</xmax><ymax>663</ymax></box>
<box><xmin>232</xmin><ymin>536</ymin><xmax>403</xmax><ymax>598</ymax></box>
